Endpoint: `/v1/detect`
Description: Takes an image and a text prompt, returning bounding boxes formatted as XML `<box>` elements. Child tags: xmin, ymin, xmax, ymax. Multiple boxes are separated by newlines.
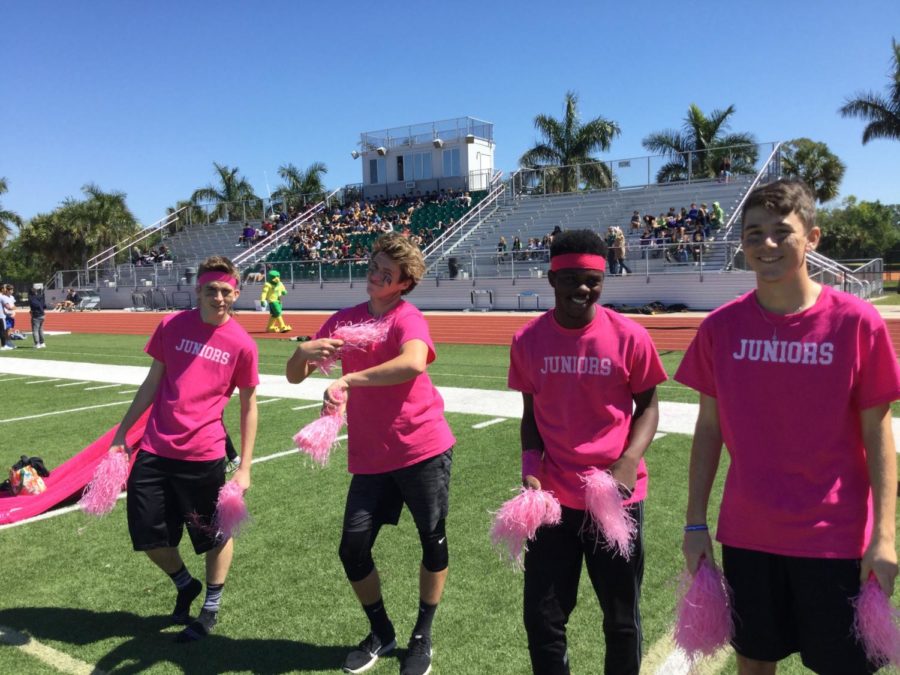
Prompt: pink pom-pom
<box><xmin>316</xmin><ymin>320</ymin><xmax>391</xmax><ymax>374</ymax></box>
<box><xmin>79</xmin><ymin>451</ymin><xmax>129</xmax><ymax>516</ymax></box>
<box><xmin>853</xmin><ymin>577</ymin><xmax>900</xmax><ymax>668</ymax></box>
<box><xmin>581</xmin><ymin>468</ymin><xmax>636</xmax><ymax>559</ymax></box>
<box><xmin>674</xmin><ymin>559</ymin><xmax>734</xmax><ymax>658</ymax></box>
<box><xmin>294</xmin><ymin>408</ymin><xmax>345</xmax><ymax>466</ymax></box>
<box><xmin>490</xmin><ymin>488</ymin><xmax>562</xmax><ymax>569</ymax></box>
<box><xmin>213</xmin><ymin>481</ymin><xmax>249</xmax><ymax>540</ymax></box>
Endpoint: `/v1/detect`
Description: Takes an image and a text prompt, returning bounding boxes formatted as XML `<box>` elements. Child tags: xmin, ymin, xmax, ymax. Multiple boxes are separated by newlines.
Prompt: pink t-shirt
<box><xmin>315</xmin><ymin>300</ymin><xmax>455</xmax><ymax>474</ymax></box>
<box><xmin>141</xmin><ymin>310</ymin><xmax>259</xmax><ymax>461</ymax></box>
<box><xmin>675</xmin><ymin>287</ymin><xmax>900</xmax><ymax>558</ymax></box>
<box><xmin>508</xmin><ymin>308</ymin><xmax>668</xmax><ymax>509</ymax></box>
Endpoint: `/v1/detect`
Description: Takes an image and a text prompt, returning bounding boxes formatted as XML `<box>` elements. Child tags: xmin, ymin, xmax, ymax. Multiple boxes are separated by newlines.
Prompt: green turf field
<box><xmin>0</xmin><ymin>333</ymin><xmax>896</xmax><ymax>674</ymax></box>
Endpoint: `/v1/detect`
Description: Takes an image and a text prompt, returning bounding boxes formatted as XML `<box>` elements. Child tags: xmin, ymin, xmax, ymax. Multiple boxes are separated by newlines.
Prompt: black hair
<box><xmin>550</xmin><ymin>229</ymin><xmax>608</xmax><ymax>258</ymax></box>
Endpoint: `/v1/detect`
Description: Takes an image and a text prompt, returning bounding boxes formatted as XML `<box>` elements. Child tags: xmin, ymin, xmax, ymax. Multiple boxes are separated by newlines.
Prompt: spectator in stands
<box><xmin>512</xmin><ymin>235</ymin><xmax>523</xmax><ymax>261</ymax></box>
<box><xmin>497</xmin><ymin>236</ymin><xmax>508</xmax><ymax>263</ymax></box>
<box><xmin>630</xmin><ymin>211</ymin><xmax>641</xmax><ymax>231</ymax></box>
<box><xmin>605</xmin><ymin>227</ymin><xmax>620</xmax><ymax>275</ymax></box>
<box><xmin>613</xmin><ymin>227</ymin><xmax>631</xmax><ymax>275</ymax></box>
<box><xmin>687</xmin><ymin>203</ymin><xmax>700</xmax><ymax>223</ymax></box>
<box><xmin>690</xmin><ymin>223</ymin><xmax>706</xmax><ymax>263</ymax></box>
<box><xmin>54</xmin><ymin>288</ymin><xmax>80</xmax><ymax>311</ymax></box>
<box><xmin>718</xmin><ymin>158</ymin><xmax>732</xmax><ymax>183</ymax></box>
<box><xmin>709</xmin><ymin>201</ymin><xmax>725</xmax><ymax>230</ymax></box>
<box><xmin>131</xmin><ymin>246</ymin><xmax>143</xmax><ymax>266</ymax></box>
<box><xmin>28</xmin><ymin>285</ymin><xmax>47</xmax><ymax>349</ymax></box>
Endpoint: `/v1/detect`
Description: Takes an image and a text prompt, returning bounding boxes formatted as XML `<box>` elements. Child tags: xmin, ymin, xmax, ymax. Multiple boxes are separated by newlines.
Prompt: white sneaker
<box><xmin>1</xmin><ymin>345</ymin><xmax>14</xmax><ymax>350</ymax></box>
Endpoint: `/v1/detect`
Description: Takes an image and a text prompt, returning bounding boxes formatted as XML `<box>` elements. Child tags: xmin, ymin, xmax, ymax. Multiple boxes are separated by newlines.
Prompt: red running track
<box><xmin>14</xmin><ymin>310</ymin><xmax>900</xmax><ymax>353</ymax></box>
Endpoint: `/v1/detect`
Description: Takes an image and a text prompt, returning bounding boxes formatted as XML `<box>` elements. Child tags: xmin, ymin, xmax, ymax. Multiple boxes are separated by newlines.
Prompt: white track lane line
<box><xmin>472</xmin><ymin>417</ymin><xmax>507</xmax><ymax>429</ymax></box>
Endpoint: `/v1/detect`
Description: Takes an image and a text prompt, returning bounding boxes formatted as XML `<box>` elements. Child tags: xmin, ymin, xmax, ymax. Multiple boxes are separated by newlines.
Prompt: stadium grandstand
<box><xmin>49</xmin><ymin>122</ymin><xmax>884</xmax><ymax>313</ymax></box>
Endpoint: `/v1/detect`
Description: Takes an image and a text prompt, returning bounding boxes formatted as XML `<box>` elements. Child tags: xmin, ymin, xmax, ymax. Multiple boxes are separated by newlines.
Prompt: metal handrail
<box><xmin>233</xmin><ymin>190</ymin><xmax>338</xmax><ymax>268</ymax></box>
<box><xmin>87</xmin><ymin>207</ymin><xmax>186</xmax><ymax>271</ymax></box>
<box><xmin>421</xmin><ymin>177</ymin><xmax>506</xmax><ymax>265</ymax></box>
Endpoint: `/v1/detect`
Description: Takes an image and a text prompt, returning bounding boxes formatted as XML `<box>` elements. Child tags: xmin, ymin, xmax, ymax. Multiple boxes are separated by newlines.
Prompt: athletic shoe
<box><xmin>342</xmin><ymin>632</ymin><xmax>396</xmax><ymax>673</ymax></box>
<box><xmin>401</xmin><ymin>634</ymin><xmax>432</xmax><ymax>675</ymax></box>
<box><xmin>1</xmin><ymin>345</ymin><xmax>14</xmax><ymax>350</ymax></box>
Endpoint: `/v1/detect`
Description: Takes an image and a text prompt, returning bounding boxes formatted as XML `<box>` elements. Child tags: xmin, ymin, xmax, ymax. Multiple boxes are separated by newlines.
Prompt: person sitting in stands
<box><xmin>55</xmin><ymin>288</ymin><xmax>81</xmax><ymax>311</ymax></box>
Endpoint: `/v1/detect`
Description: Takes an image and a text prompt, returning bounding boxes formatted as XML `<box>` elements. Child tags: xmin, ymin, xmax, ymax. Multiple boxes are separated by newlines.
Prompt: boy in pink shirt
<box><xmin>286</xmin><ymin>233</ymin><xmax>454</xmax><ymax>675</ymax></box>
<box><xmin>110</xmin><ymin>255</ymin><xmax>259</xmax><ymax>642</ymax></box>
<box><xmin>676</xmin><ymin>179</ymin><xmax>899</xmax><ymax>674</ymax></box>
<box><xmin>508</xmin><ymin>229</ymin><xmax>666</xmax><ymax>675</ymax></box>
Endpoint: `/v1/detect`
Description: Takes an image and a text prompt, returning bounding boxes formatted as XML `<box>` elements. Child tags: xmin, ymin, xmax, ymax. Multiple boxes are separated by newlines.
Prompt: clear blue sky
<box><xmin>2</xmin><ymin>0</ymin><xmax>898</xmax><ymax>226</ymax></box>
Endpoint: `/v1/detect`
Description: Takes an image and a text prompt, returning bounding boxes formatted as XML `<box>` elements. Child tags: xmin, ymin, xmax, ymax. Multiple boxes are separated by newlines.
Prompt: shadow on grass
<box><xmin>0</xmin><ymin>607</ymin><xmax>350</xmax><ymax>674</ymax></box>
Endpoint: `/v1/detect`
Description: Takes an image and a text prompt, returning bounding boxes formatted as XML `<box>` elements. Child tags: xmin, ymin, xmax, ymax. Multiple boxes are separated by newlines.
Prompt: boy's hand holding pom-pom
<box><xmin>490</xmin><ymin>487</ymin><xmax>562</xmax><ymax>570</ymax></box>
<box><xmin>673</xmin><ymin>558</ymin><xmax>734</xmax><ymax>660</ymax></box>
<box><xmin>294</xmin><ymin>387</ymin><xmax>346</xmax><ymax>467</ymax></box>
<box><xmin>79</xmin><ymin>450</ymin><xmax>130</xmax><ymax>516</ymax></box>
<box><xmin>213</xmin><ymin>481</ymin><xmax>250</xmax><ymax>540</ymax></box>
<box><xmin>581</xmin><ymin>467</ymin><xmax>637</xmax><ymax>560</ymax></box>
<box><xmin>853</xmin><ymin>575</ymin><xmax>900</xmax><ymax>669</ymax></box>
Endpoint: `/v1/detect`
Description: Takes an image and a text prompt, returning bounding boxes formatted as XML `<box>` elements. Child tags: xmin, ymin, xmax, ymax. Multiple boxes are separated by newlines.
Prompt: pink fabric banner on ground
<box><xmin>0</xmin><ymin>408</ymin><xmax>151</xmax><ymax>525</ymax></box>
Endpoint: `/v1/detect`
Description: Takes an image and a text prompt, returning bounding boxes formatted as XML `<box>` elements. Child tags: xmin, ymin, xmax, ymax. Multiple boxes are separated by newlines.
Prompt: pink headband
<box><xmin>550</xmin><ymin>253</ymin><xmax>607</xmax><ymax>272</ymax></box>
<box><xmin>198</xmin><ymin>271</ymin><xmax>239</xmax><ymax>289</ymax></box>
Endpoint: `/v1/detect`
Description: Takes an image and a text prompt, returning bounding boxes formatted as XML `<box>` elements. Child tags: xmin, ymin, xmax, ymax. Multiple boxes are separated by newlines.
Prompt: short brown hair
<box><xmin>370</xmin><ymin>233</ymin><xmax>425</xmax><ymax>295</ymax></box>
<box><xmin>198</xmin><ymin>255</ymin><xmax>239</xmax><ymax>283</ymax></box>
<box><xmin>742</xmin><ymin>179</ymin><xmax>816</xmax><ymax>232</ymax></box>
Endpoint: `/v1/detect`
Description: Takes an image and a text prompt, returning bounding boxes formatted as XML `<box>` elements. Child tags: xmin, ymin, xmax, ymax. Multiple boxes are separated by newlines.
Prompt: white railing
<box><xmin>719</xmin><ymin>141</ymin><xmax>784</xmax><ymax>240</ymax></box>
<box><xmin>232</xmin><ymin>190</ymin><xmax>338</xmax><ymax>269</ymax></box>
<box><xmin>87</xmin><ymin>207</ymin><xmax>186</xmax><ymax>271</ymax></box>
<box><xmin>421</xmin><ymin>176</ymin><xmax>505</xmax><ymax>267</ymax></box>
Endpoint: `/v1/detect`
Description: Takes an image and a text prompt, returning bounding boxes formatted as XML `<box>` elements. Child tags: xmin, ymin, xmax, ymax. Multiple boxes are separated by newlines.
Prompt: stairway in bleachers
<box><xmin>163</xmin><ymin>220</ymin><xmax>254</xmax><ymax>265</ymax></box>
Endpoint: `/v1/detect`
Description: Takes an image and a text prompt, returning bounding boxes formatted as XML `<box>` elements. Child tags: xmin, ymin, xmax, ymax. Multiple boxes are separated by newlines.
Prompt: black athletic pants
<box><xmin>523</xmin><ymin>503</ymin><xmax>644</xmax><ymax>675</ymax></box>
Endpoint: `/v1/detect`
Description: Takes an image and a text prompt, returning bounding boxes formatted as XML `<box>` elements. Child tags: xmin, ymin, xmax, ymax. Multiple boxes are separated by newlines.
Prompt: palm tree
<box><xmin>519</xmin><ymin>91</ymin><xmax>620</xmax><ymax>193</ymax></box>
<box><xmin>191</xmin><ymin>163</ymin><xmax>259</xmax><ymax>222</ymax></box>
<box><xmin>273</xmin><ymin>161</ymin><xmax>328</xmax><ymax>209</ymax></box>
<box><xmin>0</xmin><ymin>177</ymin><xmax>22</xmax><ymax>246</ymax></box>
<box><xmin>780</xmin><ymin>138</ymin><xmax>846</xmax><ymax>203</ymax></box>
<box><xmin>642</xmin><ymin>104</ymin><xmax>758</xmax><ymax>183</ymax></box>
<box><xmin>166</xmin><ymin>199</ymin><xmax>208</xmax><ymax>231</ymax></box>
<box><xmin>839</xmin><ymin>38</ymin><xmax>900</xmax><ymax>144</ymax></box>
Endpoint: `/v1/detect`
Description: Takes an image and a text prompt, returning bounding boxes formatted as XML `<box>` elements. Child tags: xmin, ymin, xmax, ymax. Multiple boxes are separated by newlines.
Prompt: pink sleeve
<box><xmin>393</xmin><ymin>308</ymin><xmax>436</xmax><ymax>364</ymax></box>
<box><xmin>674</xmin><ymin>320</ymin><xmax>717</xmax><ymax>398</ymax></box>
<box><xmin>233</xmin><ymin>342</ymin><xmax>260</xmax><ymax>389</ymax></box>
<box><xmin>507</xmin><ymin>332</ymin><xmax>534</xmax><ymax>393</ymax></box>
<box><xmin>144</xmin><ymin>319</ymin><xmax>165</xmax><ymax>362</ymax></box>
<box><xmin>856</xmin><ymin>321</ymin><xmax>900</xmax><ymax>410</ymax></box>
<box><xmin>628</xmin><ymin>329</ymin><xmax>668</xmax><ymax>393</ymax></box>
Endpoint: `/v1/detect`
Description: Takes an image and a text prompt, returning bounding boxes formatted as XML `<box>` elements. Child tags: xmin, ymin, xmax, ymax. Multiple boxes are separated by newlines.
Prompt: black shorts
<box><xmin>127</xmin><ymin>450</ymin><xmax>226</xmax><ymax>555</ymax></box>
<box><xmin>343</xmin><ymin>449</ymin><xmax>452</xmax><ymax>536</ymax></box>
<box><xmin>722</xmin><ymin>545</ymin><xmax>875</xmax><ymax>674</ymax></box>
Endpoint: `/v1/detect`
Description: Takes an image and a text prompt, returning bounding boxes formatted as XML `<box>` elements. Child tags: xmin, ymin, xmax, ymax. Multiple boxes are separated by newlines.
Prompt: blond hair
<box><xmin>371</xmin><ymin>233</ymin><xmax>425</xmax><ymax>295</ymax></box>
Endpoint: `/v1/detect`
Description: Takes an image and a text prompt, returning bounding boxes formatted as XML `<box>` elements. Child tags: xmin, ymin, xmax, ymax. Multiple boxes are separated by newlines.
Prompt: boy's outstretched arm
<box><xmin>324</xmin><ymin>339</ymin><xmax>428</xmax><ymax>403</ymax></box>
<box><xmin>682</xmin><ymin>393</ymin><xmax>723</xmax><ymax>574</ymax></box>
<box><xmin>232</xmin><ymin>386</ymin><xmax>257</xmax><ymax>491</ymax></box>
<box><xmin>110</xmin><ymin>359</ymin><xmax>165</xmax><ymax>454</ymax></box>
<box><xmin>860</xmin><ymin>402</ymin><xmax>898</xmax><ymax>595</ymax></box>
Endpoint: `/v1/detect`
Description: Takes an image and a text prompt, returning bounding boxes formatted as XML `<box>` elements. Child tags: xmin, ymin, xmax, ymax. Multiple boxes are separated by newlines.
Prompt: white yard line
<box><xmin>472</xmin><ymin>417</ymin><xmax>508</xmax><ymax>429</ymax></box>
<box><xmin>0</xmin><ymin>376</ymin><xmax>25</xmax><ymax>382</ymax></box>
<box><xmin>118</xmin><ymin>390</ymin><xmax>137</xmax><ymax>395</ymax></box>
<box><xmin>83</xmin><ymin>383</ymin><xmax>122</xmax><ymax>391</ymax></box>
<box><xmin>0</xmin><ymin>357</ymin><xmax>897</xmax><ymax>443</ymax></box>
<box><xmin>256</xmin><ymin>398</ymin><xmax>280</xmax><ymax>405</ymax></box>
<box><xmin>56</xmin><ymin>381</ymin><xmax>91</xmax><ymax>388</ymax></box>
<box><xmin>0</xmin><ymin>623</ymin><xmax>108</xmax><ymax>675</ymax></box>
<box><xmin>26</xmin><ymin>378</ymin><xmax>62</xmax><ymax>384</ymax></box>
<box><xmin>1</xmin><ymin>400</ymin><xmax>129</xmax><ymax>424</ymax></box>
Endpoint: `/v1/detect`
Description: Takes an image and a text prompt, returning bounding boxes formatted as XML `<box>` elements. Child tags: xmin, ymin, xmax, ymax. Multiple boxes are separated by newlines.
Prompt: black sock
<box><xmin>412</xmin><ymin>600</ymin><xmax>437</xmax><ymax>638</ymax></box>
<box><xmin>363</xmin><ymin>598</ymin><xmax>394</xmax><ymax>642</ymax></box>
<box><xmin>175</xmin><ymin>608</ymin><xmax>218</xmax><ymax>642</ymax></box>
<box><xmin>170</xmin><ymin>569</ymin><xmax>202</xmax><ymax>624</ymax></box>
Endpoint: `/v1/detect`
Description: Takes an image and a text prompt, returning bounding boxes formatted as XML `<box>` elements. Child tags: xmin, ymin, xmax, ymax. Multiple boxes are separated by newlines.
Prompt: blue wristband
<box><xmin>684</xmin><ymin>524</ymin><xmax>709</xmax><ymax>532</ymax></box>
